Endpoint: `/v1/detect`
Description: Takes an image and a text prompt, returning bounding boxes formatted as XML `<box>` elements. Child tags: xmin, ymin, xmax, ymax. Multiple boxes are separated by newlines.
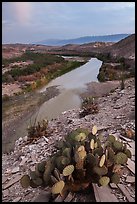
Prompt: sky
<box><xmin>2</xmin><ymin>2</ymin><xmax>135</xmax><ymax>44</ymax></box>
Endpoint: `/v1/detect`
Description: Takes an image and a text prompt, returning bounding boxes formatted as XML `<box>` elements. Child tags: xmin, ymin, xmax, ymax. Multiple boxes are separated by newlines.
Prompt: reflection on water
<box><xmin>32</xmin><ymin>90</ymin><xmax>81</xmax><ymax>121</ymax></box>
<box><xmin>31</xmin><ymin>58</ymin><xmax>102</xmax><ymax>121</ymax></box>
<box><xmin>40</xmin><ymin>58</ymin><xmax>102</xmax><ymax>91</ymax></box>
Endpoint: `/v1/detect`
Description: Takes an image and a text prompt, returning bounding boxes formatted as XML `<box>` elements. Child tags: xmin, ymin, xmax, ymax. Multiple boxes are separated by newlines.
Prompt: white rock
<box><xmin>3</xmin><ymin>189</ymin><xmax>9</xmax><ymax>197</ymax></box>
<box><xmin>126</xmin><ymin>176</ymin><xmax>135</xmax><ymax>183</ymax></box>
<box><xmin>18</xmin><ymin>137</ymin><xmax>23</xmax><ymax>142</ymax></box>
<box><xmin>23</xmin><ymin>136</ymin><xmax>28</xmax><ymax>142</ymax></box>
<box><xmin>12</xmin><ymin>167</ymin><xmax>20</xmax><ymax>174</ymax></box>
<box><xmin>43</xmin><ymin>136</ymin><xmax>49</xmax><ymax>142</ymax></box>
<box><xmin>110</xmin><ymin>183</ymin><xmax>118</xmax><ymax>189</ymax></box>
<box><xmin>19</xmin><ymin>157</ymin><xmax>28</xmax><ymax>166</ymax></box>
<box><xmin>5</xmin><ymin>168</ymin><xmax>12</xmax><ymax>175</ymax></box>
<box><xmin>12</xmin><ymin>197</ymin><xmax>21</xmax><ymax>202</ymax></box>
<box><xmin>29</xmin><ymin>144</ymin><xmax>35</xmax><ymax>151</ymax></box>
<box><xmin>2</xmin><ymin>176</ymin><xmax>8</xmax><ymax>184</ymax></box>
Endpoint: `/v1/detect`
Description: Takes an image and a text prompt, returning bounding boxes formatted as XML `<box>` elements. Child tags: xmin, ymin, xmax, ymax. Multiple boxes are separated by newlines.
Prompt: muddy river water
<box><xmin>33</xmin><ymin>57</ymin><xmax>102</xmax><ymax>121</ymax></box>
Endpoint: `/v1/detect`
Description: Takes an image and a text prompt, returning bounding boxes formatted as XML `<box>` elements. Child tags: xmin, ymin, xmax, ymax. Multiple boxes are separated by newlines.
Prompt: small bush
<box><xmin>79</xmin><ymin>96</ymin><xmax>99</xmax><ymax>118</ymax></box>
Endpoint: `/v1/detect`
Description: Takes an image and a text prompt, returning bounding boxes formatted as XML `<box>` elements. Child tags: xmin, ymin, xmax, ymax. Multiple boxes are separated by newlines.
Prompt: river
<box><xmin>3</xmin><ymin>57</ymin><xmax>102</xmax><ymax>153</ymax></box>
<box><xmin>33</xmin><ymin>57</ymin><xmax>102</xmax><ymax>121</ymax></box>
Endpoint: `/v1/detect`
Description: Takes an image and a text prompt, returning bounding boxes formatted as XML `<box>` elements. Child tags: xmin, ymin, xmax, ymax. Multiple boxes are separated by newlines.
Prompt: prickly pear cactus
<box><xmin>20</xmin><ymin>125</ymin><xmax>132</xmax><ymax>197</ymax></box>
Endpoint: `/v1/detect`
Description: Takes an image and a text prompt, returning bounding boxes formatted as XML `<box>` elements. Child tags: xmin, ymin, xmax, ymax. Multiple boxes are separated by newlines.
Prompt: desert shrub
<box><xmin>79</xmin><ymin>96</ymin><xmax>99</xmax><ymax>118</ymax></box>
<box><xmin>18</xmin><ymin>75</ymin><xmax>37</xmax><ymax>82</ymax></box>
<box><xmin>25</xmin><ymin>119</ymin><xmax>49</xmax><ymax>144</ymax></box>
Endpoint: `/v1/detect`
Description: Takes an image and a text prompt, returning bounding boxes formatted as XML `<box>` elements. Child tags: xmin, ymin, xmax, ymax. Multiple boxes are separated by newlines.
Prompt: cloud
<box><xmin>2</xmin><ymin>2</ymin><xmax>135</xmax><ymax>43</ymax></box>
<box><xmin>13</xmin><ymin>2</ymin><xmax>31</xmax><ymax>25</ymax></box>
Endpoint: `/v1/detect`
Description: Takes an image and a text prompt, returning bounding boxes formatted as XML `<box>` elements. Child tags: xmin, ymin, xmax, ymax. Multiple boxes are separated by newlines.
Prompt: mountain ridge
<box><xmin>35</xmin><ymin>33</ymin><xmax>130</xmax><ymax>46</ymax></box>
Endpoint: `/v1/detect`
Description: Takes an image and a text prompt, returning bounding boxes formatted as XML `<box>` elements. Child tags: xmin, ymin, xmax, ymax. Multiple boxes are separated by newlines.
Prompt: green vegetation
<box><xmin>2</xmin><ymin>52</ymin><xmax>86</xmax><ymax>93</ymax></box>
<box><xmin>96</xmin><ymin>52</ymin><xmax>135</xmax><ymax>82</ymax></box>
<box><xmin>2</xmin><ymin>51</ymin><xmax>64</xmax><ymax>66</ymax></box>
<box><xmin>2</xmin><ymin>52</ymin><xmax>65</xmax><ymax>82</ymax></box>
<box><xmin>20</xmin><ymin>125</ymin><xmax>131</xmax><ymax>200</ymax></box>
<box><xmin>48</xmin><ymin>61</ymin><xmax>85</xmax><ymax>79</ymax></box>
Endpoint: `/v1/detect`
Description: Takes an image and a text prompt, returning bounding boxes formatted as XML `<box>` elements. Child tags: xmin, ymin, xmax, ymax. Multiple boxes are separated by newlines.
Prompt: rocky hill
<box><xmin>2</xmin><ymin>34</ymin><xmax>135</xmax><ymax>62</ymax></box>
<box><xmin>102</xmin><ymin>34</ymin><xmax>135</xmax><ymax>60</ymax></box>
<box><xmin>35</xmin><ymin>34</ymin><xmax>130</xmax><ymax>46</ymax></box>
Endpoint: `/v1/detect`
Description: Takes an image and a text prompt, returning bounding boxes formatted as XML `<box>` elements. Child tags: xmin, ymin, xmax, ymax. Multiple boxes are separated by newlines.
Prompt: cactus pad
<box><xmin>77</xmin><ymin>148</ymin><xmax>87</xmax><ymax>160</ymax></box>
<box><xmin>93</xmin><ymin>165</ymin><xmax>108</xmax><ymax>176</ymax></box>
<box><xmin>113</xmin><ymin>140</ymin><xmax>123</xmax><ymax>151</ymax></box>
<box><xmin>99</xmin><ymin>154</ymin><xmax>106</xmax><ymax>167</ymax></box>
<box><xmin>114</xmin><ymin>152</ymin><xmax>128</xmax><ymax>164</ymax></box>
<box><xmin>94</xmin><ymin>142</ymin><xmax>98</xmax><ymax>149</ymax></box>
<box><xmin>107</xmin><ymin>135</ymin><xmax>116</xmax><ymax>143</ymax></box>
<box><xmin>99</xmin><ymin>176</ymin><xmax>110</xmax><ymax>186</ymax></box>
<box><xmin>124</xmin><ymin>149</ymin><xmax>132</xmax><ymax>158</ymax></box>
<box><xmin>62</xmin><ymin>148</ymin><xmax>71</xmax><ymax>158</ymax></box>
<box><xmin>56</xmin><ymin>156</ymin><xmax>70</xmax><ymax>170</ymax></box>
<box><xmin>108</xmin><ymin>147</ymin><xmax>115</xmax><ymax>159</ymax></box>
<box><xmin>33</xmin><ymin>177</ymin><xmax>43</xmax><ymax>186</ymax></box>
<box><xmin>77</xmin><ymin>145</ymin><xmax>85</xmax><ymax>152</ymax></box>
<box><xmin>20</xmin><ymin>175</ymin><xmax>30</xmax><ymax>188</ymax></box>
<box><xmin>92</xmin><ymin>125</ymin><xmax>97</xmax><ymax>135</ymax></box>
<box><xmin>63</xmin><ymin>165</ymin><xmax>74</xmax><ymax>176</ymax></box>
<box><xmin>90</xmin><ymin>139</ymin><xmax>95</xmax><ymax>150</ymax></box>
<box><xmin>53</xmin><ymin>168</ymin><xmax>61</xmax><ymax>181</ymax></box>
<box><xmin>86</xmin><ymin>153</ymin><xmax>97</xmax><ymax>166</ymax></box>
<box><xmin>51</xmin><ymin>175</ymin><xmax>58</xmax><ymax>184</ymax></box>
<box><xmin>51</xmin><ymin>180</ymin><xmax>65</xmax><ymax>194</ymax></box>
<box><xmin>93</xmin><ymin>147</ymin><xmax>103</xmax><ymax>156</ymax></box>
<box><xmin>75</xmin><ymin>132</ymin><xmax>86</xmax><ymax>142</ymax></box>
<box><xmin>37</xmin><ymin>160</ymin><xmax>47</xmax><ymax>173</ymax></box>
<box><xmin>111</xmin><ymin>173</ymin><xmax>120</xmax><ymax>184</ymax></box>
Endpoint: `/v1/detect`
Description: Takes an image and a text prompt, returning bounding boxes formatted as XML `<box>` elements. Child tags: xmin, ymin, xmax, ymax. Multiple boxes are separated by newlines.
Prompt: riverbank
<box><xmin>2</xmin><ymin>85</ymin><xmax>60</xmax><ymax>153</ymax></box>
<box><xmin>2</xmin><ymin>53</ymin><xmax>88</xmax><ymax>97</ymax></box>
<box><xmin>2</xmin><ymin>77</ymin><xmax>135</xmax><ymax>202</ymax></box>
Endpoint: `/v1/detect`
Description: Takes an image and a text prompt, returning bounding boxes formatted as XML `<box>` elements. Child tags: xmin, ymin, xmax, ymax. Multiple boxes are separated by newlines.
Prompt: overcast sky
<box><xmin>2</xmin><ymin>2</ymin><xmax>135</xmax><ymax>44</ymax></box>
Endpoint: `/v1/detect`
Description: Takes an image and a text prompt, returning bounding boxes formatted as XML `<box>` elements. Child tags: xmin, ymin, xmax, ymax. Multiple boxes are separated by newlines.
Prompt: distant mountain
<box><xmin>35</xmin><ymin>34</ymin><xmax>130</xmax><ymax>46</ymax></box>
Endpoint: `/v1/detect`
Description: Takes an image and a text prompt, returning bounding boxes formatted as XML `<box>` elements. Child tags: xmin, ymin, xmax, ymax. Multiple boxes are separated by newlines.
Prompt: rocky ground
<box><xmin>2</xmin><ymin>77</ymin><xmax>135</xmax><ymax>202</ymax></box>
